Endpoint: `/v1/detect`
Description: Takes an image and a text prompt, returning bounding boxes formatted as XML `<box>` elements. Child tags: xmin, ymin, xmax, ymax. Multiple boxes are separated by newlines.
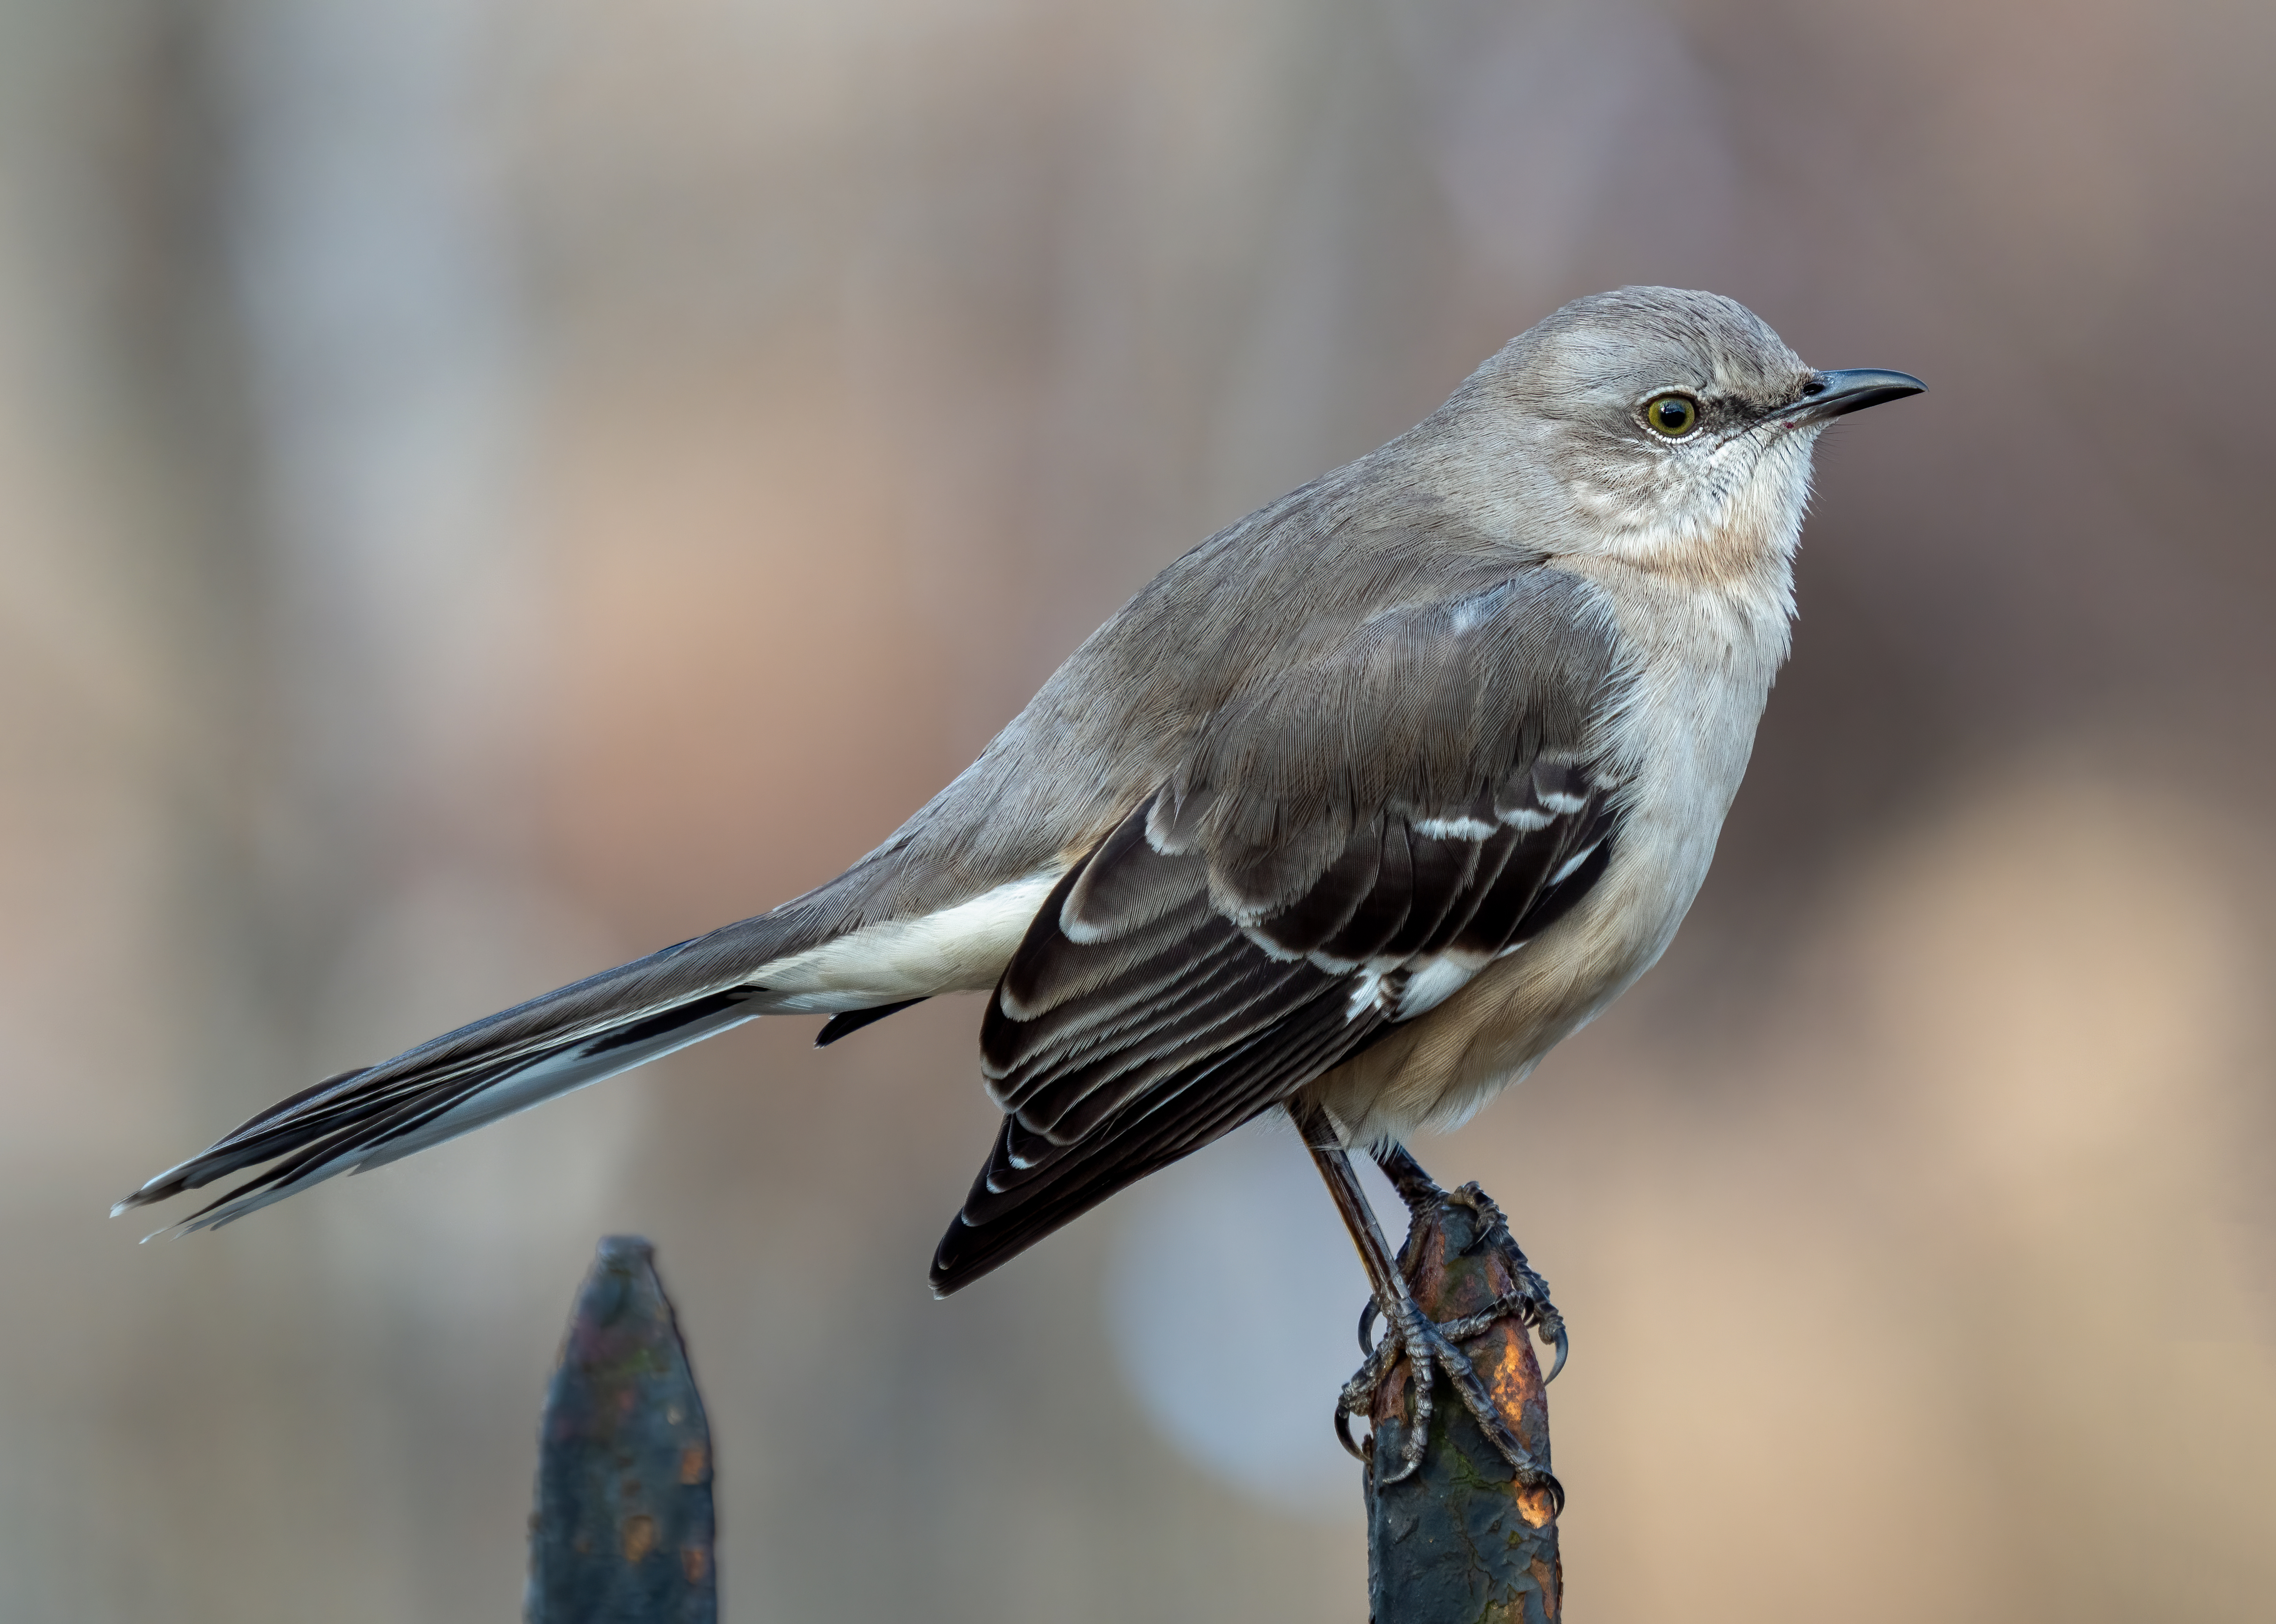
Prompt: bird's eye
<box><xmin>1643</xmin><ymin>394</ymin><xmax>1700</xmax><ymax>437</ymax></box>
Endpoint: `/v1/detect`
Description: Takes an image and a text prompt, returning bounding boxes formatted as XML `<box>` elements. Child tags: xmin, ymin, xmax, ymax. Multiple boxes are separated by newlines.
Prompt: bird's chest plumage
<box><xmin>1597</xmin><ymin>571</ymin><xmax>1791</xmax><ymax>940</ymax></box>
<box><xmin>1309</xmin><ymin>562</ymin><xmax>1793</xmax><ymax>1144</ymax></box>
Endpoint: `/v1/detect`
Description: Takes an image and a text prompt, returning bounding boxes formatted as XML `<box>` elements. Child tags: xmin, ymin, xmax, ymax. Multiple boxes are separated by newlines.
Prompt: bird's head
<box><xmin>1441</xmin><ymin>286</ymin><xmax>1923</xmax><ymax>584</ymax></box>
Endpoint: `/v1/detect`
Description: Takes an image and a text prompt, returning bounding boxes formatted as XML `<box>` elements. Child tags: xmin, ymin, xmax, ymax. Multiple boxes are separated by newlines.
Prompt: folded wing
<box><xmin>931</xmin><ymin>570</ymin><xmax>1627</xmax><ymax>1292</ymax></box>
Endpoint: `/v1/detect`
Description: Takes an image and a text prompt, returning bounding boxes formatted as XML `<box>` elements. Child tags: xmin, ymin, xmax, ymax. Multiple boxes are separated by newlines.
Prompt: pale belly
<box><xmin>1303</xmin><ymin>637</ymin><xmax>1772</xmax><ymax>1144</ymax></box>
<box><xmin>1299</xmin><ymin>824</ymin><xmax>1708</xmax><ymax>1144</ymax></box>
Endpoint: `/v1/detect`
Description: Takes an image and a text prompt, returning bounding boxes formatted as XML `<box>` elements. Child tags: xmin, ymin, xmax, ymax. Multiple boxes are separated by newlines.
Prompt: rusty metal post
<box><xmin>1365</xmin><ymin>1186</ymin><xmax>1561</xmax><ymax>1624</ymax></box>
<box><xmin>527</xmin><ymin>1236</ymin><xmax>717</xmax><ymax>1624</ymax></box>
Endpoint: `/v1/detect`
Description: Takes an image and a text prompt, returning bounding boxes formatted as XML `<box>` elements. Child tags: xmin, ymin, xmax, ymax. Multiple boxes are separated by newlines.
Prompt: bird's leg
<box><xmin>1287</xmin><ymin>1103</ymin><xmax>1557</xmax><ymax>1493</ymax></box>
<box><xmin>1369</xmin><ymin>1140</ymin><xmax>1567</xmax><ymax>1386</ymax></box>
<box><xmin>1373</xmin><ymin>1139</ymin><xmax>1445</xmax><ymax>1212</ymax></box>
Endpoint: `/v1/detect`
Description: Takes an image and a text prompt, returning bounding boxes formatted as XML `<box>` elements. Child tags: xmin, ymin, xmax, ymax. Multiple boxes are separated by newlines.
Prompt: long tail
<box><xmin>115</xmin><ymin>903</ymin><xmax>845</xmax><ymax>1234</ymax></box>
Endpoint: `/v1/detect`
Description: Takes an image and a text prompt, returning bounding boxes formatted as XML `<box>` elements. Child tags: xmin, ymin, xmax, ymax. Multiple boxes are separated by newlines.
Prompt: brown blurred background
<box><xmin>4</xmin><ymin>0</ymin><xmax>2272</xmax><ymax>1618</ymax></box>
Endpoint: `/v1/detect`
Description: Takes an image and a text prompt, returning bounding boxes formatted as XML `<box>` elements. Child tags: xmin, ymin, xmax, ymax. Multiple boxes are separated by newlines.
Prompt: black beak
<box><xmin>1773</xmin><ymin>367</ymin><xmax>1926</xmax><ymax>425</ymax></box>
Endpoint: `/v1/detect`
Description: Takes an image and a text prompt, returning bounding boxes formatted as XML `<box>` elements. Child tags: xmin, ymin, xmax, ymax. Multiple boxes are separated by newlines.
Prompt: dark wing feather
<box><xmin>931</xmin><ymin>566</ymin><xmax>1629</xmax><ymax>1293</ymax></box>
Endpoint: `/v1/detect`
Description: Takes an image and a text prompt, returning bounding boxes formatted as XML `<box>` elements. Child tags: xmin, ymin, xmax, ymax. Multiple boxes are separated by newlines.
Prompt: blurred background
<box><xmin>3</xmin><ymin>0</ymin><xmax>2272</xmax><ymax>1618</ymax></box>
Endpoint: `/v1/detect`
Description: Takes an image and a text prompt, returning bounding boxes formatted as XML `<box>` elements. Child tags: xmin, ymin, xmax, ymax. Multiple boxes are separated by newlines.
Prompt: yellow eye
<box><xmin>1644</xmin><ymin>393</ymin><xmax>1699</xmax><ymax>437</ymax></box>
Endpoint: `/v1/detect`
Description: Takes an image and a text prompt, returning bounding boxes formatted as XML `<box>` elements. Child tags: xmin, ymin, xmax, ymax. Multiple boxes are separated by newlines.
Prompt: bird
<box><xmin>117</xmin><ymin>286</ymin><xmax>1921</xmax><ymax>1487</ymax></box>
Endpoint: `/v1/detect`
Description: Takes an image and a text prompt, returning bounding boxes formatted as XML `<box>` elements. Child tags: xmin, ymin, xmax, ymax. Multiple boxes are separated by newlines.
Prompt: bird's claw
<box><xmin>1354</xmin><ymin>1266</ymin><xmax>1564</xmax><ymax>1384</ymax></box>
<box><xmin>1456</xmin><ymin>1184</ymin><xmax>1567</xmax><ymax>1384</ymax></box>
<box><xmin>1336</xmin><ymin>1294</ymin><xmax>1562</xmax><ymax>1509</ymax></box>
<box><xmin>1333</xmin><ymin>1176</ymin><xmax>1568</xmax><ymax>1507</ymax></box>
<box><xmin>1543</xmin><ymin>1318</ymin><xmax>1569</xmax><ymax>1385</ymax></box>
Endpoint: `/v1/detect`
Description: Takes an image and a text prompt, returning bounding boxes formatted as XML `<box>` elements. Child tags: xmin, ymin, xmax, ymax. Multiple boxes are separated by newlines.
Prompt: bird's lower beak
<box><xmin>1772</xmin><ymin>368</ymin><xmax>1926</xmax><ymax>425</ymax></box>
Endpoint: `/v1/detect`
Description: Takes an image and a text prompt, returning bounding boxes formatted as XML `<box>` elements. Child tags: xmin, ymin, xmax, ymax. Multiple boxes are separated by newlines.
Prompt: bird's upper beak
<box><xmin>1772</xmin><ymin>368</ymin><xmax>1926</xmax><ymax>425</ymax></box>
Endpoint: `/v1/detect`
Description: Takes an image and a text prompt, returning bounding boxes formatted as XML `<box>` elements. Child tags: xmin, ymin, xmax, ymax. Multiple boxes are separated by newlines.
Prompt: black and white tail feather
<box><xmin>118</xmin><ymin>945</ymin><xmax>771</xmax><ymax>1234</ymax></box>
<box><xmin>111</xmin><ymin>848</ymin><xmax>961</xmax><ymax>1235</ymax></box>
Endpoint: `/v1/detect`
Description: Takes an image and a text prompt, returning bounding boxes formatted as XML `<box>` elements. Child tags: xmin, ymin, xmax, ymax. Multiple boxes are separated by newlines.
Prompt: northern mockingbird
<box><xmin>119</xmin><ymin>286</ymin><xmax>1920</xmax><ymax>1486</ymax></box>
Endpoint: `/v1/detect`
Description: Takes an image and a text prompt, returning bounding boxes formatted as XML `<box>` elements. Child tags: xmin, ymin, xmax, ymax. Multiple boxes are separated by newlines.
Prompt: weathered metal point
<box><xmin>1364</xmin><ymin>1186</ymin><xmax>1563</xmax><ymax>1624</ymax></box>
<box><xmin>527</xmin><ymin>1236</ymin><xmax>717</xmax><ymax>1624</ymax></box>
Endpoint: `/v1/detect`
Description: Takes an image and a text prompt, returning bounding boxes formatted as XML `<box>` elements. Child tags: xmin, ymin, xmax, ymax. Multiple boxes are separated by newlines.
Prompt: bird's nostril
<box><xmin>1799</xmin><ymin>375</ymin><xmax>1828</xmax><ymax>397</ymax></box>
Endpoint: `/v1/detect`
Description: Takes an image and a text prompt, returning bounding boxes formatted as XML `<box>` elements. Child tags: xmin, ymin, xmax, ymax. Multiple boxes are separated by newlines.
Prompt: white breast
<box><xmin>1591</xmin><ymin>569</ymin><xmax>1791</xmax><ymax>974</ymax></box>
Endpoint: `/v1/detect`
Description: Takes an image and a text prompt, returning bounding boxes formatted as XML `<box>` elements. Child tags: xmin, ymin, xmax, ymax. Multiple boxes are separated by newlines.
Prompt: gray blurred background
<box><xmin>4</xmin><ymin>0</ymin><xmax>2272</xmax><ymax>1618</ymax></box>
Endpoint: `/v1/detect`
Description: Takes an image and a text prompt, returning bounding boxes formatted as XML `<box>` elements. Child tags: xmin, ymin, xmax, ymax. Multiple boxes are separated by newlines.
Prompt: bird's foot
<box><xmin>1450</xmin><ymin>1181</ymin><xmax>1568</xmax><ymax>1384</ymax></box>
<box><xmin>1370</xmin><ymin>1151</ymin><xmax>1565</xmax><ymax>1378</ymax></box>
<box><xmin>1335</xmin><ymin>1180</ymin><xmax>1565</xmax><ymax>1509</ymax></box>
